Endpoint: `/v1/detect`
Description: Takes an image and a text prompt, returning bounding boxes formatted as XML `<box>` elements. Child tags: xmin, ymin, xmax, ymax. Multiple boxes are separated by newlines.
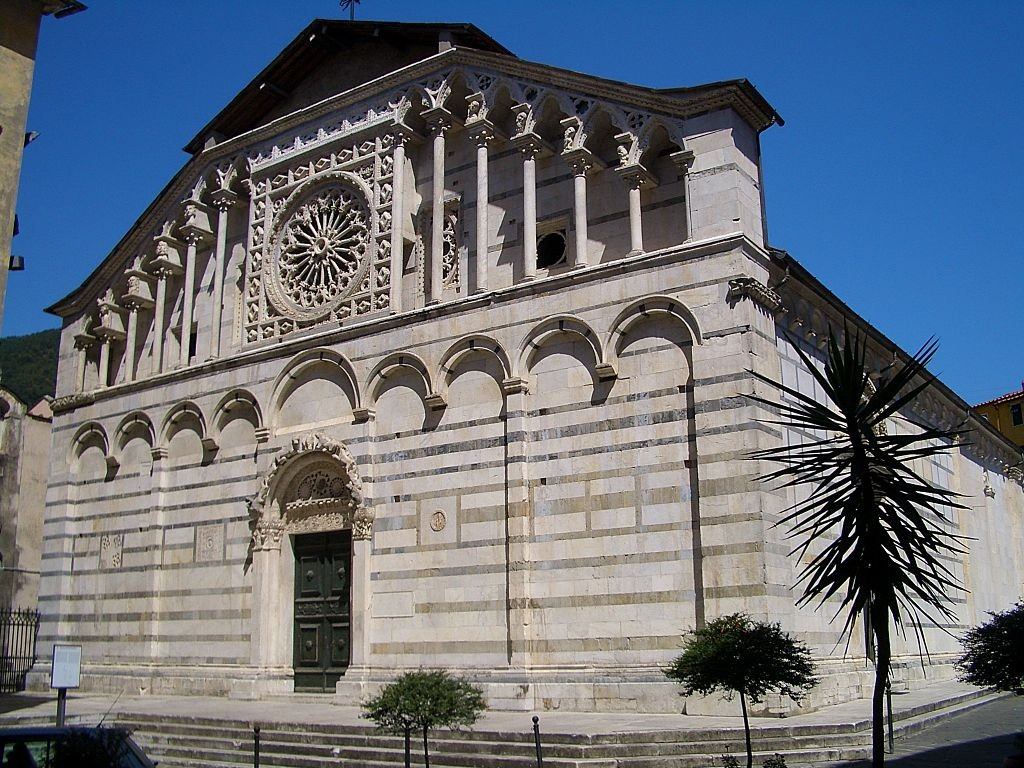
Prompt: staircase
<box><xmin>114</xmin><ymin>688</ymin><xmax>1001</xmax><ymax>768</ymax></box>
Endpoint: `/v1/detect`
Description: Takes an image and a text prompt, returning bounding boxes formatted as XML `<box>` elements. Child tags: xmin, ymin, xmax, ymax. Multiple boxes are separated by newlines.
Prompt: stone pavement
<box><xmin>0</xmin><ymin>680</ymin><xmax>993</xmax><ymax>733</ymax></box>
<box><xmin>835</xmin><ymin>694</ymin><xmax>1024</xmax><ymax>767</ymax></box>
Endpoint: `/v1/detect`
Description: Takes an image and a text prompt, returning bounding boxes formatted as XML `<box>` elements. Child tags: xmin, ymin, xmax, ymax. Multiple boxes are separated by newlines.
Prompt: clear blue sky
<box><xmin>11</xmin><ymin>0</ymin><xmax>1023</xmax><ymax>404</ymax></box>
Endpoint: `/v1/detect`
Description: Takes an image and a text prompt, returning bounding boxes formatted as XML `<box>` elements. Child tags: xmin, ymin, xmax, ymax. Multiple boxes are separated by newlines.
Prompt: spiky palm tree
<box><xmin>749</xmin><ymin>328</ymin><xmax>967</xmax><ymax>767</ymax></box>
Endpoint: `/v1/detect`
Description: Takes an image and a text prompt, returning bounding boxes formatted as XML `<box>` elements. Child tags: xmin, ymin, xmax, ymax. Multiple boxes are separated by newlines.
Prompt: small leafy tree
<box><xmin>361</xmin><ymin>670</ymin><xmax>486</xmax><ymax>768</ymax></box>
<box><xmin>957</xmin><ymin>600</ymin><xmax>1024</xmax><ymax>694</ymax></box>
<box><xmin>665</xmin><ymin>614</ymin><xmax>817</xmax><ymax>768</ymax></box>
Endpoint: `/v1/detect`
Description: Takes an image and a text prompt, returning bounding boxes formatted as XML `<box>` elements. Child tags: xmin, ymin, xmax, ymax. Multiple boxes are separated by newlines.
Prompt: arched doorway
<box><xmin>246</xmin><ymin>434</ymin><xmax>373</xmax><ymax>694</ymax></box>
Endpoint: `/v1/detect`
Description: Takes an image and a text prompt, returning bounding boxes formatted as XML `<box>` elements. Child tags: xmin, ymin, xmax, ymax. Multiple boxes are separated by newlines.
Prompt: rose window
<box><xmin>271</xmin><ymin>184</ymin><xmax>370</xmax><ymax>318</ymax></box>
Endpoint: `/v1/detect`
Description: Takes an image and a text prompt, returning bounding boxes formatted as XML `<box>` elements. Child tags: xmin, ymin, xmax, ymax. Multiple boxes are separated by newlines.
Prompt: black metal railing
<box><xmin>0</xmin><ymin>608</ymin><xmax>40</xmax><ymax>693</ymax></box>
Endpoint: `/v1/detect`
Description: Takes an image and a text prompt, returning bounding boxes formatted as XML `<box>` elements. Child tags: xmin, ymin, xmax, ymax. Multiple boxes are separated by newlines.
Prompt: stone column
<box><xmin>122</xmin><ymin>259</ymin><xmax>154</xmax><ymax>382</ymax></box>
<box><xmin>151</xmin><ymin>269</ymin><xmax>170</xmax><ymax>373</ymax></box>
<box><xmin>616</xmin><ymin>166</ymin><xmax>655</xmax><ymax>257</ymax></box>
<box><xmin>208</xmin><ymin>190</ymin><xmax>237</xmax><ymax>360</ymax></box>
<box><xmin>389</xmin><ymin>134</ymin><xmax>408</xmax><ymax>314</ymax></box>
<box><xmin>670</xmin><ymin>149</ymin><xmax>695</xmax><ymax>241</ymax></box>
<box><xmin>73</xmin><ymin>333</ymin><xmax>95</xmax><ymax>393</ymax></box>
<box><xmin>350</xmin><ymin>531</ymin><xmax>371</xmax><ymax>667</ymax></box>
<box><xmin>93</xmin><ymin>290</ymin><xmax>125</xmax><ymax>387</ymax></box>
<box><xmin>179</xmin><ymin>198</ymin><xmax>212</xmax><ymax>367</ymax></box>
<box><xmin>467</xmin><ymin>121</ymin><xmax>495</xmax><ymax>293</ymax></box>
<box><xmin>501</xmin><ymin>376</ymin><xmax>533</xmax><ymax>667</ymax></box>
<box><xmin>628</xmin><ymin>182</ymin><xmax>643</xmax><ymax>254</ymax></box>
<box><xmin>564</xmin><ymin>150</ymin><xmax>595</xmax><ymax>268</ymax></box>
<box><xmin>251</xmin><ymin>519</ymin><xmax>286</xmax><ymax>670</ymax></box>
<box><xmin>151</xmin><ymin>229</ymin><xmax>184</xmax><ymax>375</ymax></box>
<box><xmin>519</xmin><ymin>142</ymin><xmax>541</xmax><ymax>281</ymax></box>
<box><xmin>424</xmin><ymin>108</ymin><xmax>452</xmax><ymax>304</ymax></box>
<box><xmin>179</xmin><ymin>233</ymin><xmax>201</xmax><ymax>368</ymax></box>
<box><xmin>96</xmin><ymin>336</ymin><xmax>111</xmax><ymax>388</ymax></box>
<box><xmin>123</xmin><ymin>301</ymin><xmax>140</xmax><ymax>382</ymax></box>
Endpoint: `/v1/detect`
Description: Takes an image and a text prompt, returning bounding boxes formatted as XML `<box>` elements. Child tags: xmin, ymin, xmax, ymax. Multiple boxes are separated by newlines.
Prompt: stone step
<box><xmin>110</xmin><ymin>687</ymin><xmax>1002</xmax><ymax>768</ymax></box>
<box><xmin>128</xmin><ymin>723</ymin><xmax>874</xmax><ymax>757</ymax></box>
<box><xmin>137</xmin><ymin>740</ymin><xmax>614</xmax><ymax>768</ymax></box>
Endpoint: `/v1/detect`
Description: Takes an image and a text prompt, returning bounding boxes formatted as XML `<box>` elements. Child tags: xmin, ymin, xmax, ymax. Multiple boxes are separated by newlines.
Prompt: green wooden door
<box><xmin>293</xmin><ymin>531</ymin><xmax>351</xmax><ymax>692</ymax></box>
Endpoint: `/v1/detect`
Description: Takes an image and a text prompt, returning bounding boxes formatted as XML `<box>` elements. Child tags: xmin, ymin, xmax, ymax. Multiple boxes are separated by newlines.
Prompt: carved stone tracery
<box><xmin>270</xmin><ymin>184</ymin><xmax>370</xmax><ymax>319</ymax></box>
<box><xmin>248</xmin><ymin>434</ymin><xmax>372</xmax><ymax>549</ymax></box>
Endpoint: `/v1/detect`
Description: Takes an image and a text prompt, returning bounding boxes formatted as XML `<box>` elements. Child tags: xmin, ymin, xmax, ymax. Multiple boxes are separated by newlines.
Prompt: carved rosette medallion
<box><xmin>265</xmin><ymin>181</ymin><xmax>371</xmax><ymax>322</ymax></box>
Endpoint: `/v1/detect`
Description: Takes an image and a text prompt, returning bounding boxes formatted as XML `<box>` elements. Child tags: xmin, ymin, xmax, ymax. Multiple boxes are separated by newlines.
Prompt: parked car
<box><xmin>0</xmin><ymin>726</ymin><xmax>154</xmax><ymax>768</ymax></box>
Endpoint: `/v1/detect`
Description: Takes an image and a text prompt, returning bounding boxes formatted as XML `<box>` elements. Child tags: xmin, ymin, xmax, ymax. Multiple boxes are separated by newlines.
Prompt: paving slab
<box><xmin>0</xmin><ymin>680</ymin><xmax>996</xmax><ymax>736</ymax></box>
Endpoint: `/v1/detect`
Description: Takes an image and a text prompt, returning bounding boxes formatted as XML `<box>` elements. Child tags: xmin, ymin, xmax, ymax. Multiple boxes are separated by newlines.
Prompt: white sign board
<box><xmin>50</xmin><ymin>644</ymin><xmax>82</xmax><ymax>689</ymax></box>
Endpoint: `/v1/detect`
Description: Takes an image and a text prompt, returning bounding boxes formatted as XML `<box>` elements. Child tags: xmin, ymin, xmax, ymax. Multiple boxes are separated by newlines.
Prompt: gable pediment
<box><xmin>184</xmin><ymin>20</ymin><xmax>514</xmax><ymax>155</ymax></box>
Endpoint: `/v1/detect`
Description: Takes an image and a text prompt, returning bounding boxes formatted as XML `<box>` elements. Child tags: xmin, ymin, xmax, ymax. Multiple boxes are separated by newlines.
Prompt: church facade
<box><xmin>35</xmin><ymin>21</ymin><xmax>1024</xmax><ymax>713</ymax></box>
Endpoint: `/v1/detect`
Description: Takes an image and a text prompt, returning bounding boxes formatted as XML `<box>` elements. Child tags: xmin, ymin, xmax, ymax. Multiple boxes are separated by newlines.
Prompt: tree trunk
<box><xmin>872</xmin><ymin>603</ymin><xmax>891</xmax><ymax>768</ymax></box>
<box><xmin>423</xmin><ymin>724</ymin><xmax>430</xmax><ymax>768</ymax></box>
<box><xmin>404</xmin><ymin>726</ymin><xmax>411</xmax><ymax>768</ymax></box>
<box><xmin>740</xmin><ymin>688</ymin><xmax>753</xmax><ymax>768</ymax></box>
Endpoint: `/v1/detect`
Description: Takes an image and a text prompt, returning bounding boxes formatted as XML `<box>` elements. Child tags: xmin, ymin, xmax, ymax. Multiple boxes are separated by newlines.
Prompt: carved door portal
<box><xmin>293</xmin><ymin>531</ymin><xmax>351</xmax><ymax>692</ymax></box>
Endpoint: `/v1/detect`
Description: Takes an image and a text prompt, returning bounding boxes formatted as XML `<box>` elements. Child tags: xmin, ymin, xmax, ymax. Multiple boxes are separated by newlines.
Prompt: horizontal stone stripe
<box><xmin>377</xmin><ymin>413</ymin><xmax>506</xmax><ymax>441</ymax></box>
<box><xmin>37</xmin><ymin>631</ymin><xmax>249</xmax><ymax>643</ymax></box>
<box><xmin>698</xmin><ymin>474</ymin><xmax>758</xmax><ymax>497</ymax></box>
<box><xmin>374</xmin><ymin>539</ymin><xmax>505</xmax><ymax>556</ymax></box>
<box><xmin>703</xmin><ymin>583</ymin><xmax>795</xmax><ymax>599</ymax></box>
<box><xmin>529</xmin><ymin>407</ymin><xmax>691</xmax><ymax>442</ymax></box>
<box><xmin>42</xmin><ymin>512</ymin><xmax>249</xmax><ymax>533</ymax></box>
<box><xmin>372</xmin><ymin>640</ymin><xmax>508</xmax><ymax>656</ymax></box>
<box><xmin>700</xmin><ymin>541</ymin><xmax>791</xmax><ymax>558</ymax></box>
<box><xmin>526</xmin><ymin>635</ymin><xmax>680</xmax><ymax>653</ymax></box>
<box><xmin>42</xmin><ymin>558</ymin><xmax>246</xmax><ymax>578</ymax></box>
<box><xmin>415</xmin><ymin>599</ymin><xmax>506</xmax><ymax>614</ymax></box>
<box><xmin>589</xmin><ymin>193</ymin><xmax>688</xmax><ymax>227</ymax></box>
<box><xmin>55</xmin><ymin>608</ymin><xmax>250</xmax><ymax>623</ymax></box>
<box><xmin>55</xmin><ymin>469</ymin><xmax>262</xmax><ymax>497</ymax></box>
<box><xmin>696</xmin><ymin>420</ymin><xmax>781</xmax><ymax>440</ymax></box>
<box><xmin>528</xmin><ymin>434</ymin><xmax>693</xmax><ymax>465</ymax></box>
<box><xmin>38</xmin><ymin>585</ymin><xmax>251</xmax><ymax>603</ymax></box>
<box><xmin>519</xmin><ymin>589</ymin><xmax>694</xmax><ymax>611</ymax></box>
<box><xmin>533</xmin><ymin>522</ymin><xmax>691</xmax><ymax>545</ymax></box>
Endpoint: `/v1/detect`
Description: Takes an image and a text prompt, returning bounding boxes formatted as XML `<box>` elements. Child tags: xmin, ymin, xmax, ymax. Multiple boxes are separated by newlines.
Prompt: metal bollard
<box><xmin>532</xmin><ymin>715</ymin><xmax>543</xmax><ymax>768</ymax></box>
<box><xmin>253</xmin><ymin>725</ymin><xmax>261</xmax><ymax>768</ymax></box>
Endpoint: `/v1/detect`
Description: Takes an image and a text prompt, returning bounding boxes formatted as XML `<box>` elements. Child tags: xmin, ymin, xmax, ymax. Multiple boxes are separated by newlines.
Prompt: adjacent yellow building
<box><xmin>975</xmin><ymin>382</ymin><xmax>1024</xmax><ymax>448</ymax></box>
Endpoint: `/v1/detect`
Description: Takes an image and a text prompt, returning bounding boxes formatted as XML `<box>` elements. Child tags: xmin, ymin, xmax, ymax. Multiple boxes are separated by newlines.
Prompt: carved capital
<box><xmin>466</xmin><ymin>119</ymin><xmax>496</xmax><ymax>148</ymax></box>
<box><xmin>352</xmin><ymin>507</ymin><xmax>374</xmax><ymax>541</ymax></box>
<box><xmin>73</xmin><ymin>331</ymin><xmax>97</xmax><ymax>352</ymax></box>
<box><xmin>252</xmin><ymin>518</ymin><xmax>286</xmax><ymax>551</ymax></box>
<box><xmin>563</xmin><ymin>147</ymin><xmax>598</xmax><ymax>177</ymax></box>
<box><xmin>422</xmin><ymin>106</ymin><xmax>453</xmax><ymax>136</ymax></box>
<box><xmin>210</xmin><ymin>188</ymin><xmax>239</xmax><ymax>213</ymax></box>
<box><xmin>512</xmin><ymin>132</ymin><xmax>545</xmax><ymax>160</ymax></box>
<box><xmin>669</xmin><ymin>148</ymin><xmax>696</xmax><ymax>172</ymax></box>
<box><xmin>615</xmin><ymin>163</ymin><xmax>656</xmax><ymax>189</ymax></box>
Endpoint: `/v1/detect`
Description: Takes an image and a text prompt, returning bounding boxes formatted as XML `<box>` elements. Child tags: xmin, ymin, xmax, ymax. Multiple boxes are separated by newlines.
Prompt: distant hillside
<box><xmin>0</xmin><ymin>328</ymin><xmax>60</xmax><ymax>406</ymax></box>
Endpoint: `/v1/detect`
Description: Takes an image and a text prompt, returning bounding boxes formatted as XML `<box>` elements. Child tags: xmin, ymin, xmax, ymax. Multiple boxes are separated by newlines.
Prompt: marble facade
<box><xmin>32</xmin><ymin>21</ymin><xmax>1024</xmax><ymax>713</ymax></box>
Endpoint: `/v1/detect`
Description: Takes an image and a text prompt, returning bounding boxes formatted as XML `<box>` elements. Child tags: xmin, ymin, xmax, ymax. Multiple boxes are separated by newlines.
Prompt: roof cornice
<box><xmin>769</xmin><ymin>247</ymin><xmax>1024</xmax><ymax>464</ymax></box>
